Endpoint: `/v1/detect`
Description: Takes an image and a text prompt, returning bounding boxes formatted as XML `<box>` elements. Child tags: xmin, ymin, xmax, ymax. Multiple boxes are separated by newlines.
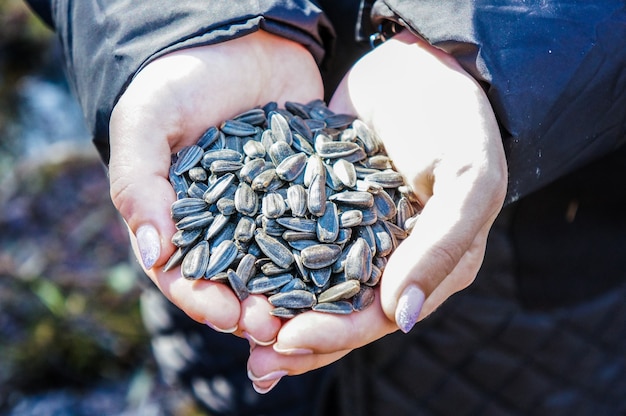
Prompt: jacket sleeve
<box><xmin>371</xmin><ymin>0</ymin><xmax>626</xmax><ymax>203</ymax></box>
<box><xmin>25</xmin><ymin>0</ymin><xmax>335</xmax><ymax>164</ymax></box>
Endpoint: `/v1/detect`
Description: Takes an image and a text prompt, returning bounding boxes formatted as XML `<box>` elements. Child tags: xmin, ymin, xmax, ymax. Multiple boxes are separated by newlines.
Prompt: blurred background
<box><xmin>0</xmin><ymin>1</ymin><xmax>203</xmax><ymax>414</ymax></box>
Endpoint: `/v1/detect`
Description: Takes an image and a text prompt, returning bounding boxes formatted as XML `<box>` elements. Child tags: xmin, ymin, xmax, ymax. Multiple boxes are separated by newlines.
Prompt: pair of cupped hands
<box><xmin>109</xmin><ymin>30</ymin><xmax>507</xmax><ymax>393</ymax></box>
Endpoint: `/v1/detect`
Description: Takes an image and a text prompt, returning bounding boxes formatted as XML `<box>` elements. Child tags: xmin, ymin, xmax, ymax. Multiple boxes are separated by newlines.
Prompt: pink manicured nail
<box><xmin>273</xmin><ymin>345</ymin><xmax>313</xmax><ymax>355</ymax></box>
<box><xmin>136</xmin><ymin>224</ymin><xmax>160</xmax><ymax>269</ymax></box>
<box><xmin>395</xmin><ymin>285</ymin><xmax>425</xmax><ymax>333</ymax></box>
<box><xmin>248</xmin><ymin>369</ymin><xmax>288</xmax><ymax>392</ymax></box>
<box><xmin>252</xmin><ymin>378</ymin><xmax>282</xmax><ymax>394</ymax></box>
<box><xmin>243</xmin><ymin>332</ymin><xmax>275</xmax><ymax>347</ymax></box>
<box><xmin>205</xmin><ymin>321</ymin><xmax>238</xmax><ymax>334</ymax></box>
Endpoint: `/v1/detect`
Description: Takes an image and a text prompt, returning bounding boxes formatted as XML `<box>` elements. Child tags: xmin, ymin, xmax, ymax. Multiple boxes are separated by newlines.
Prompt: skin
<box><xmin>108</xmin><ymin>29</ymin><xmax>507</xmax><ymax>394</ymax></box>
<box><xmin>109</xmin><ymin>30</ymin><xmax>323</xmax><ymax>341</ymax></box>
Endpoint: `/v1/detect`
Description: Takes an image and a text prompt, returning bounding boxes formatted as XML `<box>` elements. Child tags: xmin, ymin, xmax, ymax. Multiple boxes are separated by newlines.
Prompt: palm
<box><xmin>108</xmin><ymin>31</ymin><xmax>323</xmax><ymax>339</ymax></box>
<box><xmin>247</xmin><ymin>31</ymin><xmax>507</xmax><ymax>390</ymax></box>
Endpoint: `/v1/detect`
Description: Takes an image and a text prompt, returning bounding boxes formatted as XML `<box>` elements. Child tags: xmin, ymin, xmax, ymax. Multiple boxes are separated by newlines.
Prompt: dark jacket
<box><xmin>24</xmin><ymin>2</ymin><xmax>626</xmax><ymax>415</ymax></box>
<box><xmin>25</xmin><ymin>0</ymin><xmax>626</xmax><ymax>204</ymax></box>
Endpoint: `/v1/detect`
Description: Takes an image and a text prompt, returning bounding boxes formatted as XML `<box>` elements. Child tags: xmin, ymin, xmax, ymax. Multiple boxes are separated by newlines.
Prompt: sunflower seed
<box><xmin>226</xmin><ymin>269</ymin><xmax>250</xmax><ymax>301</ymax></box>
<box><xmin>171</xmin><ymin>198</ymin><xmax>208</xmax><ymax>221</ymax></box>
<box><xmin>324</xmin><ymin>113</ymin><xmax>355</xmax><ymax>129</ymax></box>
<box><xmin>234</xmin><ymin>182</ymin><xmax>258</xmax><ymax>216</ymax></box>
<box><xmin>344</xmin><ymin>238</ymin><xmax>372</xmax><ymax>282</ymax></box>
<box><xmin>300</xmin><ymin>244</ymin><xmax>342</xmax><ymax>269</ymax></box>
<box><xmin>315</xmin><ymin>141</ymin><xmax>361</xmax><ymax>159</ymax></box>
<box><xmin>373</xmin><ymin>189</ymin><xmax>397</xmax><ymax>220</ymax></box>
<box><xmin>171</xmin><ymin>228</ymin><xmax>203</xmax><ymax>247</ymax></box>
<box><xmin>285</xmin><ymin>101</ymin><xmax>311</xmax><ymax>119</ymax></box>
<box><xmin>220</xmin><ymin>119</ymin><xmax>257</xmax><ymax>136</ymax></box>
<box><xmin>254</xmin><ymin>231</ymin><xmax>294</xmax><ymax>269</ymax></box>
<box><xmin>307</xmin><ymin>173</ymin><xmax>326</xmax><ymax>217</ymax></box>
<box><xmin>352</xmin><ymin>286</ymin><xmax>375</xmax><ymax>311</ymax></box>
<box><xmin>270</xmin><ymin>307</ymin><xmax>302</xmax><ymax>319</ymax></box>
<box><xmin>187</xmin><ymin>181</ymin><xmax>208</xmax><ymax>199</ymax></box>
<box><xmin>203</xmin><ymin>173</ymin><xmax>236</xmax><ymax>204</ymax></box>
<box><xmin>234</xmin><ymin>108</ymin><xmax>266</xmax><ymax>126</ymax></box>
<box><xmin>268</xmin><ymin>290</ymin><xmax>316</xmax><ymax>309</ymax></box>
<box><xmin>329</xmin><ymin>191</ymin><xmax>374</xmax><ymax>208</ymax></box>
<box><xmin>240</xmin><ymin>158</ymin><xmax>270</xmax><ymax>184</ymax></box>
<box><xmin>372</xmin><ymin>221</ymin><xmax>394</xmax><ymax>258</ymax></box>
<box><xmin>365</xmin><ymin>171</ymin><xmax>405</xmax><ymax>188</ymax></box>
<box><xmin>276</xmin><ymin>152</ymin><xmax>307</xmax><ymax>182</ymax></box>
<box><xmin>352</xmin><ymin>119</ymin><xmax>380</xmax><ymax>155</ymax></box>
<box><xmin>210</xmin><ymin>160</ymin><xmax>243</xmax><ymax>175</ymax></box>
<box><xmin>261</xmin><ymin>261</ymin><xmax>292</xmax><ymax>276</ymax></box>
<box><xmin>247</xmin><ymin>273</ymin><xmax>292</xmax><ymax>294</ymax></box>
<box><xmin>280</xmin><ymin>277</ymin><xmax>307</xmax><ymax>293</ymax></box>
<box><xmin>316</xmin><ymin>201</ymin><xmax>339</xmax><ymax>243</ymax></box>
<box><xmin>188</xmin><ymin>166</ymin><xmax>208</xmax><ymax>182</ymax></box>
<box><xmin>235</xmin><ymin>253</ymin><xmax>257</xmax><ymax>285</ymax></box>
<box><xmin>262</xmin><ymin>192</ymin><xmax>286</xmax><ymax>219</ymax></box>
<box><xmin>201</xmin><ymin>149</ymin><xmax>243</xmax><ymax>169</ymax></box>
<box><xmin>269</xmin><ymin>112</ymin><xmax>293</xmax><ymax>145</ymax></box>
<box><xmin>181</xmin><ymin>241</ymin><xmax>210</xmax><ymax>280</ymax></box>
<box><xmin>333</xmin><ymin>159</ymin><xmax>357</xmax><ymax>188</ymax></box>
<box><xmin>338</xmin><ymin>210</ymin><xmax>363</xmax><ymax>228</ymax></box>
<box><xmin>251</xmin><ymin>168</ymin><xmax>281</xmax><ymax>192</ymax></box>
<box><xmin>234</xmin><ymin>216</ymin><xmax>256</xmax><ymax>243</ymax></box>
<box><xmin>197</xmin><ymin>126</ymin><xmax>221</xmax><ymax>149</ymax></box>
<box><xmin>282</xmin><ymin>230</ymin><xmax>317</xmax><ymax>242</ymax></box>
<box><xmin>205</xmin><ymin>240</ymin><xmax>238</xmax><ymax>278</ymax></box>
<box><xmin>365</xmin><ymin>264</ymin><xmax>382</xmax><ymax>287</ymax></box>
<box><xmin>287</xmin><ymin>184</ymin><xmax>308</xmax><ymax>217</ymax></box>
<box><xmin>291</xmin><ymin>133</ymin><xmax>315</xmax><ymax>155</ymax></box>
<box><xmin>175</xmin><ymin>211</ymin><xmax>214</xmax><ymax>230</ymax></box>
<box><xmin>312</xmin><ymin>301</ymin><xmax>353</xmax><ymax>314</ymax></box>
<box><xmin>287</xmin><ymin>239</ymin><xmax>319</xmax><ymax>251</ymax></box>
<box><xmin>205</xmin><ymin>213</ymin><xmax>230</xmax><ymax>241</ymax></box>
<box><xmin>310</xmin><ymin>266</ymin><xmax>332</xmax><ymax>288</ymax></box>
<box><xmin>174</xmin><ymin>145</ymin><xmax>204</xmax><ymax>175</ymax></box>
<box><xmin>317</xmin><ymin>280</ymin><xmax>360</xmax><ymax>303</ymax></box>
<box><xmin>163</xmin><ymin>246</ymin><xmax>189</xmax><ymax>272</ymax></box>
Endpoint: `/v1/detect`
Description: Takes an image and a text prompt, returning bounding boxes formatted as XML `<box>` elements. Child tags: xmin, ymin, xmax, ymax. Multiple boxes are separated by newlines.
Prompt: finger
<box><xmin>271</xmin><ymin>294</ymin><xmax>396</xmax><ymax>355</ymax></box>
<box><xmin>237</xmin><ymin>295</ymin><xmax>283</xmax><ymax>346</ymax></box>
<box><xmin>380</xmin><ymin>159</ymin><xmax>505</xmax><ymax>333</ymax></box>
<box><xmin>109</xmin><ymin>89</ymin><xmax>244</xmax><ymax>331</ymax></box>
<box><xmin>247</xmin><ymin>345</ymin><xmax>350</xmax><ymax>394</ymax></box>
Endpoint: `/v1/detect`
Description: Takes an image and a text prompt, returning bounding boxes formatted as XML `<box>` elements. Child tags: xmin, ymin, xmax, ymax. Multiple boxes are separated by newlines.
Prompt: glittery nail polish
<box><xmin>395</xmin><ymin>285</ymin><xmax>425</xmax><ymax>333</ymax></box>
<box><xmin>136</xmin><ymin>224</ymin><xmax>160</xmax><ymax>269</ymax></box>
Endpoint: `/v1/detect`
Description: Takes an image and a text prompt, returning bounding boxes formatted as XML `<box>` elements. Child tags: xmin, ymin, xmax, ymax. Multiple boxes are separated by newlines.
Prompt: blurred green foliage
<box><xmin>0</xmin><ymin>1</ymin><xmax>175</xmax><ymax>413</ymax></box>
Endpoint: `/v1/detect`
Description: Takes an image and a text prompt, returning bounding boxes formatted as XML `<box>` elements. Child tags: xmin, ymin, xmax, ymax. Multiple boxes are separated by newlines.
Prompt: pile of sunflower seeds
<box><xmin>165</xmin><ymin>100</ymin><xmax>421</xmax><ymax>318</ymax></box>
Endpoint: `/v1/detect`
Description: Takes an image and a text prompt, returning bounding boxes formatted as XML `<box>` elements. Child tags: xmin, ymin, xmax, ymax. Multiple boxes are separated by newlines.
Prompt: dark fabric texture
<box><xmin>140</xmin><ymin>286</ymin><xmax>332</xmax><ymax>416</ymax></box>
<box><xmin>371</xmin><ymin>0</ymin><xmax>626</xmax><ymax>204</ymax></box>
<box><xmin>25</xmin><ymin>0</ymin><xmax>626</xmax><ymax>203</ymax></box>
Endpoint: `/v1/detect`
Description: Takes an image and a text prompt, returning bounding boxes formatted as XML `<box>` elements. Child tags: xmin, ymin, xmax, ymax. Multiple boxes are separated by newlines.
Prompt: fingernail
<box><xmin>273</xmin><ymin>345</ymin><xmax>313</xmax><ymax>355</ymax></box>
<box><xmin>395</xmin><ymin>285</ymin><xmax>425</xmax><ymax>333</ymax></box>
<box><xmin>247</xmin><ymin>369</ymin><xmax>288</xmax><ymax>383</ymax></box>
<box><xmin>136</xmin><ymin>224</ymin><xmax>160</xmax><ymax>269</ymax></box>
<box><xmin>252</xmin><ymin>378</ymin><xmax>282</xmax><ymax>394</ymax></box>
<box><xmin>205</xmin><ymin>321</ymin><xmax>238</xmax><ymax>334</ymax></box>
<box><xmin>244</xmin><ymin>331</ymin><xmax>275</xmax><ymax>347</ymax></box>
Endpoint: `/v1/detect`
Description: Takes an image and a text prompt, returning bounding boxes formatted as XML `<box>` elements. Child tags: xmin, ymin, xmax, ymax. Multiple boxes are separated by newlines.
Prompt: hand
<box><xmin>247</xmin><ymin>30</ymin><xmax>507</xmax><ymax>392</ymax></box>
<box><xmin>108</xmin><ymin>30</ymin><xmax>324</xmax><ymax>342</ymax></box>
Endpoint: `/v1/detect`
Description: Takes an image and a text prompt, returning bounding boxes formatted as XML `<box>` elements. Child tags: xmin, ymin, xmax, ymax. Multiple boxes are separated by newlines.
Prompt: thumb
<box><xmin>380</xmin><ymin>165</ymin><xmax>505</xmax><ymax>333</ymax></box>
<box><xmin>108</xmin><ymin>100</ymin><xmax>179</xmax><ymax>272</ymax></box>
